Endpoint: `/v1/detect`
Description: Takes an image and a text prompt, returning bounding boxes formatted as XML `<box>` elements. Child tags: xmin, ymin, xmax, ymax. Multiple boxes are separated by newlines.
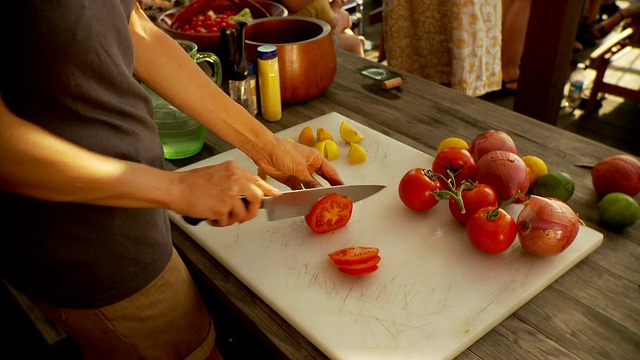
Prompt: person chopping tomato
<box><xmin>0</xmin><ymin>0</ymin><xmax>343</xmax><ymax>358</ymax></box>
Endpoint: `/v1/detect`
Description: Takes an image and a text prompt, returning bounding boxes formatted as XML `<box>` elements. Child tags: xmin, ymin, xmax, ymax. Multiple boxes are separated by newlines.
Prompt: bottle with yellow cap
<box><xmin>257</xmin><ymin>45</ymin><xmax>282</xmax><ymax>122</ymax></box>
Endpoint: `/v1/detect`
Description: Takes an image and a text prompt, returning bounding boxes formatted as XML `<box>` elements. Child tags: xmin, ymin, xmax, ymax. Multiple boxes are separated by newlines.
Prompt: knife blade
<box><xmin>182</xmin><ymin>184</ymin><xmax>385</xmax><ymax>225</ymax></box>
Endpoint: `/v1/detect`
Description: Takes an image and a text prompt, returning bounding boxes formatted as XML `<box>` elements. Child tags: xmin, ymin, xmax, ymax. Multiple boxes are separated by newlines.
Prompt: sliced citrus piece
<box><xmin>298</xmin><ymin>125</ymin><xmax>315</xmax><ymax>147</ymax></box>
<box><xmin>314</xmin><ymin>141</ymin><xmax>326</xmax><ymax>155</ymax></box>
<box><xmin>339</xmin><ymin>121</ymin><xmax>364</xmax><ymax>143</ymax></box>
<box><xmin>436</xmin><ymin>137</ymin><xmax>469</xmax><ymax>154</ymax></box>
<box><xmin>348</xmin><ymin>143</ymin><xmax>367</xmax><ymax>164</ymax></box>
<box><xmin>317</xmin><ymin>127</ymin><xmax>334</xmax><ymax>142</ymax></box>
<box><xmin>324</xmin><ymin>140</ymin><xmax>339</xmax><ymax>160</ymax></box>
<box><xmin>314</xmin><ymin>140</ymin><xmax>340</xmax><ymax>160</ymax></box>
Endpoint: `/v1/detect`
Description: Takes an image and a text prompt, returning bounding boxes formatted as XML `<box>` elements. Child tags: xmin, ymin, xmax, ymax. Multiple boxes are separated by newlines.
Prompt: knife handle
<box><xmin>182</xmin><ymin>196</ymin><xmax>250</xmax><ymax>226</ymax></box>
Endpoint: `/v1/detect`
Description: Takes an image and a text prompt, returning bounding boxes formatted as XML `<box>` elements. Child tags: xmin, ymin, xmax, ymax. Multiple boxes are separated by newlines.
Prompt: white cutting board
<box><xmin>170</xmin><ymin>112</ymin><xmax>603</xmax><ymax>360</ymax></box>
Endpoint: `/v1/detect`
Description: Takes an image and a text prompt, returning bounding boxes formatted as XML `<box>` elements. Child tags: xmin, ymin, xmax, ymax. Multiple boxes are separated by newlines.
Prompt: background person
<box><xmin>280</xmin><ymin>0</ymin><xmax>365</xmax><ymax>57</ymax></box>
<box><xmin>383</xmin><ymin>0</ymin><xmax>502</xmax><ymax>97</ymax></box>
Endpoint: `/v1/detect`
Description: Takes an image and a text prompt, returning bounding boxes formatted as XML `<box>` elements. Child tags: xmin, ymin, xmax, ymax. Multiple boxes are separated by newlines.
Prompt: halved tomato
<box><xmin>328</xmin><ymin>247</ymin><xmax>381</xmax><ymax>276</ymax></box>
<box><xmin>305</xmin><ymin>193</ymin><xmax>353</xmax><ymax>234</ymax></box>
<box><xmin>339</xmin><ymin>264</ymin><xmax>379</xmax><ymax>276</ymax></box>
<box><xmin>328</xmin><ymin>247</ymin><xmax>380</xmax><ymax>266</ymax></box>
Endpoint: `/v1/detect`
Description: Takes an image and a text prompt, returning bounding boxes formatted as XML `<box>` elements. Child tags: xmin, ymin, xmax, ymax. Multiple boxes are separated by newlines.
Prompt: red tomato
<box><xmin>328</xmin><ymin>247</ymin><xmax>380</xmax><ymax>266</ymax></box>
<box><xmin>432</xmin><ymin>148</ymin><xmax>477</xmax><ymax>189</ymax></box>
<box><xmin>466</xmin><ymin>206</ymin><xmax>517</xmax><ymax>254</ymax></box>
<box><xmin>448</xmin><ymin>183</ymin><xmax>498</xmax><ymax>224</ymax></box>
<box><xmin>304</xmin><ymin>193</ymin><xmax>353</xmax><ymax>234</ymax></box>
<box><xmin>398</xmin><ymin>168</ymin><xmax>443</xmax><ymax>211</ymax></box>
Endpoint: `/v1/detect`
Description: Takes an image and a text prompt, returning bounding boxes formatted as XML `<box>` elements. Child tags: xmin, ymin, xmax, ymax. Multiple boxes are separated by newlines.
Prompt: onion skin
<box><xmin>476</xmin><ymin>150</ymin><xmax>529</xmax><ymax>203</ymax></box>
<box><xmin>517</xmin><ymin>196</ymin><xmax>580</xmax><ymax>257</ymax></box>
<box><xmin>469</xmin><ymin>130</ymin><xmax>518</xmax><ymax>162</ymax></box>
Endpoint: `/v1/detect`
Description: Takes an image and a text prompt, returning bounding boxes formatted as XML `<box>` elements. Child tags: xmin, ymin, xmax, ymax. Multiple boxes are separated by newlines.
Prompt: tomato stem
<box><xmin>485</xmin><ymin>191</ymin><xmax>520</xmax><ymax>220</ymax></box>
<box><xmin>431</xmin><ymin>170</ymin><xmax>475</xmax><ymax>214</ymax></box>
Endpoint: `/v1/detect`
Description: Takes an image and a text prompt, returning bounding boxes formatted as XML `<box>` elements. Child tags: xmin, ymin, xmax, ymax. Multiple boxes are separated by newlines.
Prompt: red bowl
<box><xmin>157</xmin><ymin>0</ymin><xmax>288</xmax><ymax>53</ymax></box>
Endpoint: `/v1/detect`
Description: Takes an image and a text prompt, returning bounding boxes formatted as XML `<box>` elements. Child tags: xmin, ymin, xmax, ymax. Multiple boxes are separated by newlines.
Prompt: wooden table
<box><xmin>165</xmin><ymin>51</ymin><xmax>640</xmax><ymax>359</ymax></box>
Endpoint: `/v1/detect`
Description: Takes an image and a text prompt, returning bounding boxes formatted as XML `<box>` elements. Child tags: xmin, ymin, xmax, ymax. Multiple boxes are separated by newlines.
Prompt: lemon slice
<box><xmin>317</xmin><ymin>127</ymin><xmax>334</xmax><ymax>142</ymax></box>
<box><xmin>315</xmin><ymin>140</ymin><xmax>340</xmax><ymax>160</ymax></box>
<box><xmin>339</xmin><ymin>121</ymin><xmax>364</xmax><ymax>143</ymax></box>
<box><xmin>348</xmin><ymin>143</ymin><xmax>367</xmax><ymax>164</ymax></box>
<box><xmin>298</xmin><ymin>126</ymin><xmax>315</xmax><ymax>147</ymax></box>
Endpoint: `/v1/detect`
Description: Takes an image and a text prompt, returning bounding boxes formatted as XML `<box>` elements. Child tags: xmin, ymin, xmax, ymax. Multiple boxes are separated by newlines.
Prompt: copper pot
<box><xmin>245</xmin><ymin>16</ymin><xmax>337</xmax><ymax>104</ymax></box>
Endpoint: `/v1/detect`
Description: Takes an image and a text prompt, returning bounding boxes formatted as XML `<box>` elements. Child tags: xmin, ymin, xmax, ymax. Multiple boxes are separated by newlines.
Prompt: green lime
<box><xmin>533</xmin><ymin>171</ymin><xmax>575</xmax><ymax>201</ymax></box>
<box><xmin>598</xmin><ymin>192</ymin><xmax>640</xmax><ymax>228</ymax></box>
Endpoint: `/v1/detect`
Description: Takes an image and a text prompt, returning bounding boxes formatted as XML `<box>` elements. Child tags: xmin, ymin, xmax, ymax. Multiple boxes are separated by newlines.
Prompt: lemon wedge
<box><xmin>298</xmin><ymin>126</ymin><xmax>315</xmax><ymax>147</ymax></box>
<box><xmin>339</xmin><ymin>121</ymin><xmax>364</xmax><ymax>143</ymax></box>
<box><xmin>315</xmin><ymin>140</ymin><xmax>340</xmax><ymax>160</ymax></box>
<box><xmin>348</xmin><ymin>143</ymin><xmax>367</xmax><ymax>164</ymax></box>
<box><xmin>317</xmin><ymin>127</ymin><xmax>334</xmax><ymax>142</ymax></box>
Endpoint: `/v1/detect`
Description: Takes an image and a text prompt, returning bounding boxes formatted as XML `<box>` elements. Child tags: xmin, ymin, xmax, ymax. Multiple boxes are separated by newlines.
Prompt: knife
<box><xmin>182</xmin><ymin>184</ymin><xmax>385</xmax><ymax>225</ymax></box>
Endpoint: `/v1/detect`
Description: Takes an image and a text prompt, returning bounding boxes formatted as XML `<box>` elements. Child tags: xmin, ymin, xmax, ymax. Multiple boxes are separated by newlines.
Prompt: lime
<box><xmin>533</xmin><ymin>171</ymin><xmax>575</xmax><ymax>201</ymax></box>
<box><xmin>598</xmin><ymin>192</ymin><xmax>640</xmax><ymax>228</ymax></box>
<box><xmin>436</xmin><ymin>137</ymin><xmax>469</xmax><ymax>154</ymax></box>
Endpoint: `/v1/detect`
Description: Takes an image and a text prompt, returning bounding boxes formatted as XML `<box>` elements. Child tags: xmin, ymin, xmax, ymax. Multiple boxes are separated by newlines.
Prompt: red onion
<box><xmin>469</xmin><ymin>130</ymin><xmax>518</xmax><ymax>162</ymax></box>
<box><xmin>592</xmin><ymin>154</ymin><xmax>640</xmax><ymax>198</ymax></box>
<box><xmin>517</xmin><ymin>196</ymin><xmax>580</xmax><ymax>257</ymax></box>
<box><xmin>476</xmin><ymin>150</ymin><xmax>529</xmax><ymax>203</ymax></box>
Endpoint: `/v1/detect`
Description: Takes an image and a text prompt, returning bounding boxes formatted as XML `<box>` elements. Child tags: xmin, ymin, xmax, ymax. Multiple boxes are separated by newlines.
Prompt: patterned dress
<box><xmin>383</xmin><ymin>0</ymin><xmax>502</xmax><ymax>97</ymax></box>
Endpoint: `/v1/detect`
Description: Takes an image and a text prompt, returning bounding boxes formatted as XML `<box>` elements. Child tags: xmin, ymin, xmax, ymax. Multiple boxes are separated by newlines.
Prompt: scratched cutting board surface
<box><xmin>170</xmin><ymin>112</ymin><xmax>603</xmax><ymax>359</ymax></box>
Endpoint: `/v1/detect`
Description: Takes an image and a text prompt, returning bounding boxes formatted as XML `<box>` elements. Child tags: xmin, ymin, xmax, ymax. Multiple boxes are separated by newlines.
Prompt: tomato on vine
<box><xmin>431</xmin><ymin>148</ymin><xmax>477</xmax><ymax>188</ymax></box>
<box><xmin>398</xmin><ymin>168</ymin><xmax>443</xmax><ymax>211</ymax></box>
<box><xmin>448</xmin><ymin>183</ymin><xmax>498</xmax><ymax>225</ymax></box>
<box><xmin>466</xmin><ymin>195</ymin><xmax>518</xmax><ymax>254</ymax></box>
<box><xmin>466</xmin><ymin>206</ymin><xmax>517</xmax><ymax>254</ymax></box>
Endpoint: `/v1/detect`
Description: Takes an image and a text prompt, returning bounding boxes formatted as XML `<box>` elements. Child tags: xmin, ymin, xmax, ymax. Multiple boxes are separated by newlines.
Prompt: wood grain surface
<box><xmin>166</xmin><ymin>50</ymin><xmax>640</xmax><ymax>359</ymax></box>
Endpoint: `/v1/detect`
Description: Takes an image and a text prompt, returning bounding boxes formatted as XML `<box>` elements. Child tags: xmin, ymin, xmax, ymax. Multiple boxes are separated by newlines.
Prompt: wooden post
<box><xmin>514</xmin><ymin>0</ymin><xmax>585</xmax><ymax>125</ymax></box>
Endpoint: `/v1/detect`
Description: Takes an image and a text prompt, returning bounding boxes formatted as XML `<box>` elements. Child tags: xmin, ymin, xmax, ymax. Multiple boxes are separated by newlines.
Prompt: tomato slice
<box><xmin>304</xmin><ymin>193</ymin><xmax>353</xmax><ymax>234</ymax></box>
<box><xmin>339</xmin><ymin>264</ymin><xmax>379</xmax><ymax>276</ymax></box>
<box><xmin>328</xmin><ymin>247</ymin><xmax>380</xmax><ymax>266</ymax></box>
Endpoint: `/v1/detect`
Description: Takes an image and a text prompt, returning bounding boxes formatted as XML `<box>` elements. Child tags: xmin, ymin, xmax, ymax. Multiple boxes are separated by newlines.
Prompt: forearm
<box><xmin>0</xmin><ymin>100</ymin><xmax>178</xmax><ymax>209</ymax></box>
<box><xmin>129</xmin><ymin>4</ymin><xmax>278</xmax><ymax>163</ymax></box>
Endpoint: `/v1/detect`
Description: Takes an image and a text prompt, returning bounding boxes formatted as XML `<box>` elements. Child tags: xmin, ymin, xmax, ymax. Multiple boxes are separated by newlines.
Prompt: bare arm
<box><xmin>0</xmin><ymin>97</ymin><xmax>278</xmax><ymax>225</ymax></box>
<box><xmin>129</xmin><ymin>4</ymin><xmax>343</xmax><ymax>189</ymax></box>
